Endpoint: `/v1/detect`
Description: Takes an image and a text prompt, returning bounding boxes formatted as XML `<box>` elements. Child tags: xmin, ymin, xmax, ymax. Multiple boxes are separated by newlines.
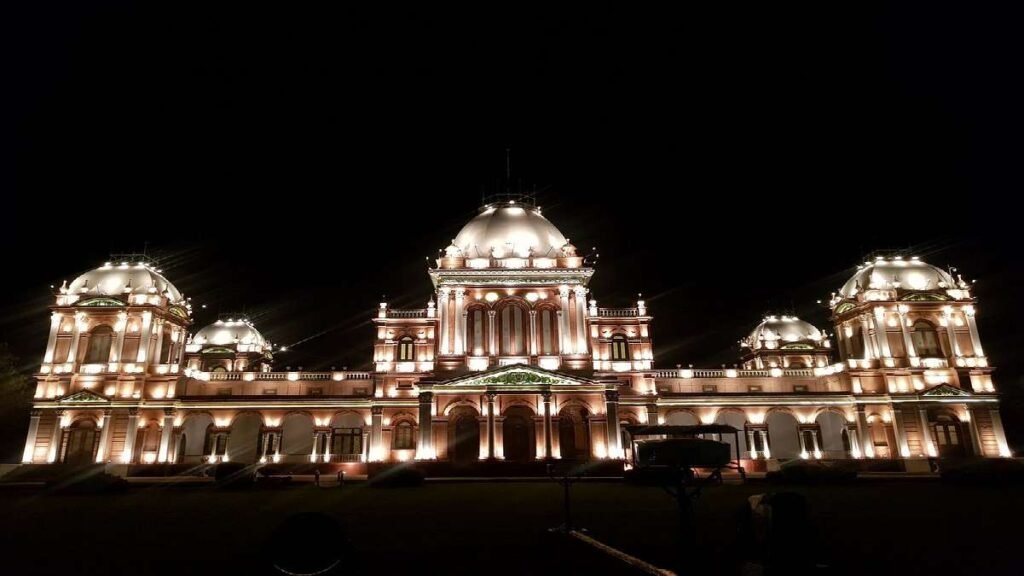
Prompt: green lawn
<box><xmin>0</xmin><ymin>479</ymin><xmax>1020</xmax><ymax>575</ymax></box>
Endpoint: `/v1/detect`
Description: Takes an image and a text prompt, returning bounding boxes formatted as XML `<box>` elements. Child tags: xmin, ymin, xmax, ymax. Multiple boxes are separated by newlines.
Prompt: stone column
<box><xmin>136</xmin><ymin>311</ymin><xmax>154</xmax><ymax>363</ymax></box>
<box><xmin>488</xmin><ymin>310</ymin><xmax>497</xmax><ymax>356</ymax></box>
<box><xmin>798</xmin><ymin>429</ymin><xmax>809</xmax><ymax>456</ymax></box>
<box><xmin>604</xmin><ymin>391</ymin><xmax>621</xmax><ymax>459</ymax></box>
<box><xmin>840</xmin><ymin>323</ymin><xmax>855</xmax><ymax>360</ymax></box>
<box><xmin>871</xmin><ymin>307</ymin><xmax>891</xmax><ymax>359</ymax></box>
<box><xmin>891</xmin><ymin>408</ymin><xmax>910</xmax><ymax>458</ymax></box>
<box><xmin>437</xmin><ymin>288</ymin><xmax>450</xmax><ymax>355</ymax></box>
<box><xmin>22</xmin><ymin>410</ymin><xmax>42</xmax><ymax>463</ymax></box>
<box><xmin>558</xmin><ymin>286</ymin><xmax>572</xmax><ymax>354</ymax></box>
<box><xmin>573</xmin><ymin>287</ymin><xmax>588</xmax><ymax>355</ymax></box>
<box><xmin>746</xmin><ymin>430</ymin><xmax>758</xmax><ymax>458</ymax></box>
<box><xmin>120</xmin><ymin>410</ymin><xmax>139</xmax><ymax>463</ymax></box>
<box><xmin>759</xmin><ymin>430</ymin><xmax>771</xmax><ymax>459</ymax></box>
<box><xmin>486</xmin><ymin>393</ymin><xmax>496</xmax><ymax>459</ymax></box>
<box><xmin>943</xmin><ymin>309</ymin><xmax>960</xmax><ymax>359</ymax></box>
<box><xmin>964</xmin><ymin>306</ymin><xmax>984</xmax><ymax>357</ymax></box>
<box><xmin>95</xmin><ymin>410</ymin><xmax>112</xmax><ymax>462</ymax></box>
<box><xmin>859</xmin><ymin>316</ymin><xmax>874</xmax><ymax>361</ymax></box>
<box><xmin>370</xmin><ymin>407</ymin><xmax>384</xmax><ymax>461</ymax></box>
<box><xmin>43</xmin><ymin>313</ymin><xmax>62</xmax><ymax>364</ymax></box>
<box><xmin>810</xmin><ymin>430</ymin><xmax>821</xmax><ymax>457</ymax></box>
<box><xmin>418</xmin><ymin>391</ymin><xmax>433</xmax><ymax>459</ymax></box>
<box><xmin>542</xmin><ymin>392</ymin><xmax>553</xmax><ymax>459</ymax></box>
<box><xmin>918</xmin><ymin>407</ymin><xmax>935</xmax><ymax>457</ymax></box>
<box><xmin>897</xmin><ymin>306</ymin><xmax>916</xmax><ymax>360</ymax></box>
<box><xmin>310</xmin><ymin>431</ymin><xmax>321</xmax><ymax>462</ymax></box>
<box><xmin>966</xmin><ymin>407</ymin><xmax>984</xmax><ymax>456</ymax></box>
<box><xmin>158</xmin><ymin>409</ymin><xmax>175</xmax><ymax>462</ymax></box>
<box><xmin>645</xmin><ymin>404</ymin><xmax>658</xmax><ymax>426</ymax></box>
<box><xmin>529</xmin><ymin>310</ymin><xmax>538</xmax><ymax>356</ymax></box>
<box><xmin>48</xmin><ymin>410</ymin><xmax>65</xmax><ymax>463</ymax></box>
<box><xmin>847</xmin><ymin>426</ymin><xmax>861</xmax><ymax>458</ymax></box>
<box><xmin>990</xmin><ymin>408</ymin><xmax>1011</xmax><ymax>457</ymax></box>
<box><xmin>453</xmin><ymin>288</ymin><xmax>466</xmax><ymax>356</ymax></box>
<box><xmin>111</xmin><ymin>312</ymin><xmax>128</xmax><ymax>364</ymax></box>
<box><xmin>152</xmin><ymin>319</ymin><xmax>165</xmax><ymax>364</ymax></box>
<box><xmin>66</xmin><ymin>314</ymin><xmax>83</xmax><ymax>365</ymax></box>
<box><xmin>856</xmin><ymin>407</ymin><xmax>873</xmax><ymax>457</ymax></box>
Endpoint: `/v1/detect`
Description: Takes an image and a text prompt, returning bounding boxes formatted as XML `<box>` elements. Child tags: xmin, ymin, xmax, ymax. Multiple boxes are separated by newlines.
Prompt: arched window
<box><xmin>159</xmin><ymin>330</ymin><xmax>172</xmax><ymax>364</ymax></box>
<box><xmin>466</xmin><ymin>308</ymin><xmax>487</xmax><ymax>356</ymax></box>
<box><xmin>610</xmin><ymin>334</ymin><xmax>629</xmax><ymax>361</ymax></box>
<box><xmin>912</xmin><ymin>321</ymin><xmax>942</xmax><ymax>357</ymax></box>
<box><xmin>83</xmin><ymin>325</ymin><xmax>113</xmax><ymax>364</ymax></box>
<box><xmin>499</xmin><ymin>304</ymin><xmax>527</xmax><ymax>356</ymax></box>
<box><xmin>849</xmin><ymin>330</ymin><xmax>865</xmax><ymax>359</ymax></box>
<box><xmin>538</xmin><ymin>308</ymin><xmax>558</xmax><ymax>355</ymax></box>
<box><xmin>398</xmin><ymin>336</ymin><xmax>415</xmax><ymax>361</ymax></box>
<box><xmin>393</xmin><ymin>421</ymin><xmax>414</xmax><ymax>449</ymax></box>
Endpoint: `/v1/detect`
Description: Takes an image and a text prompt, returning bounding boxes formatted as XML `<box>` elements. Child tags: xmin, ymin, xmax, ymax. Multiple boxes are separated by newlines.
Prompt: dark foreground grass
<box><xmin>0</xmin><ymin>479</ymin><xmax>1020</xmax><ymax>575</ymax></box>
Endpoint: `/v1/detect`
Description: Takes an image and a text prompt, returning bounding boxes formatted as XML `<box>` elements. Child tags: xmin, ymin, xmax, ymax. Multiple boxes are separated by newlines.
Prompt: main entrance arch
<box><xmin>558</xmin><ymin>405</ymin><xmax>590</xmax><ymax>461</ymax></box>
<box><xmin>64</xmin><ymin>420</ymin><xmax>98</xmax><ymax>466</ymax></box>
<box><xmin>502</xmin><ymin>406</ymin><xmax>535</xmax><ymax>462</ymax></box>
<box><xmin>449</xmin><ymin>407</ymin><xmax>481</xmax><ymax>464</ymax></box>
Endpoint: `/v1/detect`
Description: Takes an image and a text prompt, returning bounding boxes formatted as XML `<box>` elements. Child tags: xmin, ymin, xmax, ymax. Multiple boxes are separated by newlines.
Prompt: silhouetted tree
<box><xmin>0</xmin><ymin>344</ymin><xmax>32</xmax><ymax>463</ymax></box>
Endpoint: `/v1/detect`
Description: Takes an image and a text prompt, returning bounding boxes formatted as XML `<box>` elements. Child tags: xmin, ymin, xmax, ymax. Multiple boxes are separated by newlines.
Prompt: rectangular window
<box><xmin>747</xmin><ymin>385</ymin><xmax>762</xmax><ymax>393</ymax></box>
<box><xmin>216</xmin><ymin>387</ymin><xmax>232</xmax><ymax>396</ymax></box>
<box><xmin>793</xmin><ymin>385</ymin><xmax>809</xmax><ymax>393</ymax></box>
<box><xmin>263</xmin><ymin>388</ymin><xmax>277</xmax><ymax>395</ymax></box>
<box><xmin>332</xmin><ymin>428</ymin><xmax>363</xmax><ymax>457</ymax></box>
<box><xmin>353</xmin><ymin>387</ymin><xmax>368</xmax><ymax>396</ymax></box>
<box><xmin>541</xmin><ymin>310</ymin><xmax>553</xmax><ymax>355</ymax></box>
<box><xmin>308</xmin><ymin>387</ymin><xmax>323</xmax><ymax>396</ymax></box>
<box><xmin>702</xmin><ymin>384</ymin><xmax>718</xmax><ymax>393</ymax></box>
<box><xmin>397</xmin><ymin>379</ymin><xmax>414</xmax><ymax>390</ymax></box>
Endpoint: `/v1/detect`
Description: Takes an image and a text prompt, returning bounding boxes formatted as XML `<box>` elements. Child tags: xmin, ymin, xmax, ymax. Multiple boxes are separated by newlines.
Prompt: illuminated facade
<box><xmin>22</xmin><ymin>201</ymin><xmax>1012</xmax><ymax>473</ymax></box>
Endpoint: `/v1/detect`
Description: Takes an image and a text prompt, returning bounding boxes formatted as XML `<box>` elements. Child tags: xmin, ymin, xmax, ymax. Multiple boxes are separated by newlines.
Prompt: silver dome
<box><xmin>746</xmin><ymin>316</ymin><xmax>823</xmax><ymax>349</ymax></box>
<box><xmin>840</xmin><ymin>257</ymin><xmax>954</xmax><ymax>298</ymax></box>
<box><xmin>67</xmin><ymin>263</ymin><xmax>183</xmax><ymax>303</ymax></box>
<box><xmin>193</xmin><ymin>319</ymin><xmax>268</xmax><ymax>348</ymax></box>
<box><xmin>452</xmin><ymin>204</ymin><xmax>569</xmax><ymax>259</ymax></box>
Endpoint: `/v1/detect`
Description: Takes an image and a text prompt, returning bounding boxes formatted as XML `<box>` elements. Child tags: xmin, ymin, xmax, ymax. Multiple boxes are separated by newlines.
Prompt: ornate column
<box><xmin>840</xmin><ymin>323</ymin><xmax>855</xmax><ymax>360</ymax></box>
<box><xmin>418</xmin><ymin>391</ymin><xmax>434</xmax><ymax>459</ymax></box>
<box><xmin>437</xmin><ymin>288</ymin><xmax>450</xmax><ymax>355</ymax></box>
<box><xmin>453</xmin><ymin>288</ymin><xmax>466</xmax><ymax>356</ymax></box>
<box><xmin>558</xmin><ymin>286</ymin><xmax>571</xmax><ymax>354</ymax></box>
<box><xmin>856</xmin><ymin>407</ymin><xmax>873</xmax><ymax>457</ymax></box>
<box><xmin>22</xmin><ymin>410</ymin><xmax>42</xmax><ymax>463</ymax></box>
<box><xmin>896</xmin><ymin>306</ymin><xmax>916</xmax><ymax>360</ymax></box>
<box><xmin>486</xmin><ymin>393</ymin><xmax>497</xmax><ymax>459</ymax></box>
<box><xmin>871</xmin><ymin>307</ymin><xmax>891</xmax><ymax>359</ymax></box>
<box><xmin>121</xmin><ymin>409</ymin><xmax>139</xmax><ymax>463</ymax></box>
<box><xmin>47</xmin><ymin>410</ymin><xmax>66</xmax><ymax>462</ymax></box>
<box><xmin>759</xmin><ymin>430</ymin><xmax>771</xmax><ymax>458</ymax></box>
<box><xmin>370</xmin><ymin>406</ymin><xmax>384</xmax><ymax>461</ymax></box>
<box><xmin>798</xmin><ymin>429</ymin><xmax>809</xmax><ymax>456</ymax></box>
<box><xmin>810</xmin><ymin>430</ymin><xmax>821</xmax><ymax>458</ymax></box>
<box><xmin>573</xmin><ymin>286</ymin><xmax>588</xmax><ymax>355</ymax></box>
<box><xmin>158</xmin><ymin>409</ymin><xmax>175</xmax><ymax>462</ymax></box>
<box><xmin>542</xmin><ymin>392</ymin><xmax>553</xmax><ymax>459</ymax></box>
<box><xmin>152</xmin><ymin>319</ymin><xmax>165</xmax><ymax>364</ymax></box>
<box><xmin>990</xmin><ymin>408</ymin><xmax>1011</xmax><ymax>457</ymax></box>
<box><xmin>645</xmin><ymin>404</ymin><xmax>659</xmax><ymax>426</ymax></box>
<box><xmin>963</xmin><ymin>306</ymin><xmax>984</xmax><ymax>357</ymax></box>
<box><xmin>966</xmin><ymin>407</ymin><xmax>984</xmax><ymax>456</ymax></box>
<box><xmin>746</xmin><ymin>430</ymin><xmax>758</xmax><ymax>458</ymax></box>
<box><xmin>310</xmin><ymin>430</ymin><xmax>321</xmax><ymax>462</ymax></box>
<box><xmin>136</xmin><ymin>311</ymin><xmax>154</xmax><ymax>364</ymax></box>
<box><xmin>943</xmin><ymin>308</ymin><xmax>960</xmax><ymax>359</ymax></box>
<box><xmin>95</xmin><ymin>410</ymin><xmax>112</xmax><ymax>462</ymax></box>
<box><xmin>43</xmin><ymin>313</ymin><xmax>62</xmax><ymax>364</ymax></box>
<box><xmin>604</xmin><ymin>391</ymin><xmax>621</xmax><ymax>459</ymax></box>
<box><xmin>859</xmin><ymin>315</ymin><xmax>874</xmax><ymax>361</ymax></box>
<box><xmin>891</xmin><ymin>408</ymin><xmax>910</xmax><ymax>458</ymax></box>
<box><xmin>529</xmin><ymin>310</ymin><xmax>538</xmax><ymax>356</ymax></box>
<box><xmin>111</xmin><ymin>312</ymin><xmax>128</xmax><ymax>364</ymax></box>
<box><xmin>917</xmin><ymin>407</ymin><xmax>935</xmax><ymax>457</ymax></box>
<box><xmin>487</xmin><ymin>310</ymin><xmax>497</xmax><ymax>356</ymax></box>
<box><xmin>66</xmin><ymin>313</ymin><xmax>84</xmax><ymax>365</ymax></box>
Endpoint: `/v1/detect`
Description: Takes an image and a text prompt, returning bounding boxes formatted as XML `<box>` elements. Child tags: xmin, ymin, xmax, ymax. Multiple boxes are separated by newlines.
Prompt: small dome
<box><xmin>67</xmin><ymin>262</ymin><xmax>183</xmax><ymax>303</ymax></box>
<box><xmin>452</xmin><ymin>203</ymin><xmax>568</xmax><ymax>259</ymax></box>
<box><xmin>745</xmin><ymin>316</ymin><xmax>823</xmax><ymax>349</ymax></box>
<box><xmin>839</xmin><ymin>257</ymin><xmax>954</xmax><ymax>298</ymax></box>
<box><xmin>193</xmin><ymin>319</ymin><xmax>268</xmax><ymax>348</ymax></box>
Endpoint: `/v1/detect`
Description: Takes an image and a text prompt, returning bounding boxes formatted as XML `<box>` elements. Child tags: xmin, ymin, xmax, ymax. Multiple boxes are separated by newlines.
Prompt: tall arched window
<box><xmin>848</xmin><ymin>330</ymin><xmax>865</xmax><ymax>359</ymax></box>
<box><xmin>159</xmin><ymin>330</ymin><xmax>172</xmax><ymax>364</ymax></box>
<box><xmin>499</xmin><ymin>304</ymin><xmax>527</xmax><ymax>355</ymax></box>
<box><xmin>393</xmin><ymin>421</ymin><xmax>414</xmax><ymax>449</ymax></box>
<box><xmin>83</xmin><ymin>325</ymin><xmax>113</xmax><ymax>364</ymax></box>
<box><xmin>466</xmin><ymin>308</ymin><xmax>486</xmax><ymax>356</ymax></box>
<box><xmin>610</xmin><ymin>334</ymin><xmax>629</xmax><ymax>361</ymax></box>
<box><xmin>539</xmin><ymin>308</ymin><xmax>558</xmax><ymax>355</ymax></box>
<box><xmin>912</xmin><ymin>321</ymin><xmax>942</xmax><ymax>357</ymax></box>
<box><xmin>398</xmin><ymin>336</ymin><xmax>415</xmax><ymax>361</ymax></box>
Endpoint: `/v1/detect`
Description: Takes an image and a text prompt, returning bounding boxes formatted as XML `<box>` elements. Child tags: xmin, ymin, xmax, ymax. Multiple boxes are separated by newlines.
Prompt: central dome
<box><xmin>193</xmin><ymin>319</ymin><xmax>269</xmax><ymax>348</ymax></box>
<box><xmin>839</xmin><ymin>257</ymin><xmax>955</xmax><ymax>298</ymax></box>
<box><xmin>745</xmin><ymin>316</ymin><xmax>823</xmax><ymax>349</ymax></box>
<box><xmin>452</xmin><ymin>203</ymin><xmax>568</xmax><ymax>259</ymax></box>
<box><xmin>67</xmin><ymin>262</ymin><xmax>184</xmax><ymax>303</ymax></box>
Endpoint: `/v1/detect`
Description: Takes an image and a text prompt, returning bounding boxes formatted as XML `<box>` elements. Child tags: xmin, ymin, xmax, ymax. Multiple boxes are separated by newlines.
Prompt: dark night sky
<box><xmin>3</xmin><ymin>3</ymin><xmax>1023</xmax><ymax>428</ymax></box>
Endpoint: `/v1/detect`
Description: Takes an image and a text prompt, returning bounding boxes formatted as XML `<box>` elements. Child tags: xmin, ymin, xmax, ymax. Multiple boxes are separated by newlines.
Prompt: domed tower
<box><xmin>185</xmin><ymin>317</ymin><xmax>273</xmax><ymax>373</ymax></box>
<box><xmin>740</xmin><ymin>315</ymin><xmax>831</xmax><ymax>370</ymax></box>
<box><xmin>420</xmin><ymin>196</ymin><xmax>600</xmax><ymax>373</ymax></box>
<box><xmin>26</xmin><ymin>257</ymin><xmax>192</xmax><ymax>464</ymax></box>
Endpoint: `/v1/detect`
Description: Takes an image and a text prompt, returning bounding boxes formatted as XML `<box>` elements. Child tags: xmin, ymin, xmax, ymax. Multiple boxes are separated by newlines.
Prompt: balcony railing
<box><xmin>203</xmin><ymin>371</ymin><xmax>372</xmax><ymax>381</ymax></box>
<box><xmin>653</xmin><ymin>368</ymin><xmax>819</xmax><ymax>378</ymax></box>
<box><xmin>384</xmin><ymin>309</ymin><xmax>428</xmax><ymax>319</ymax></box>
<box><xmin>598</xmin><ymin>308</ymin><xmax>639</xmax><ymax>317</ymax></box>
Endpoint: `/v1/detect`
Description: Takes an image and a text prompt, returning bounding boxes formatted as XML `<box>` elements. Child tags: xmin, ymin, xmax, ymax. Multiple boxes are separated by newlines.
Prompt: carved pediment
<box><xmin>58</xmin><ymin>389</ymin><xmax>110</xmax><ymax>404</ymax></box>
<box><xmin>922</xmin><ymin>384</ymin><xmax>971</xmax><ymax>397</ymax></box>
<box><xmin>438</xmin><ymin>365</ymin><xmax>596</xmax><ymax>389</ymax></box>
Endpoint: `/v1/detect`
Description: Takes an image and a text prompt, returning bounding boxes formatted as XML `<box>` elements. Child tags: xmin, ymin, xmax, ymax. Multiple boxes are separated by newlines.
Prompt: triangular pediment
<box><xmin>437</xmin><ymin>364</ymin><xmax>598</xmax><ymax>389</ymax></box>
<box><xmin>922</xmin><ymin>384</ymin><xmax>971</xmax><ymax>397</ymax></box>
<box><xmin>58</xmin><ymin>389</ymin><xmax>110</xmax><ymax>404</ymax></box>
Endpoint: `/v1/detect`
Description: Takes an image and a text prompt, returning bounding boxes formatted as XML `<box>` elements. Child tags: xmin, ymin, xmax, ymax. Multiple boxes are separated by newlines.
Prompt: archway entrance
<box><xmin>558</xmin><ymin>405</ymin><xmax>590</xmax><ymax>461</ymax></box>
<box><xmin>502</xmin><ymin>406</ymin><xmax>534</xmax><ymax>462</ymax></box>
<box><xmin>449</xmin><ymin>408</ymin><xmax>481</xmax><ymax>464</ymax></box>
<box><xmin>64</xmin><ymin>420</ymin><xmax>97</xmax><ymax>466</ymax></box>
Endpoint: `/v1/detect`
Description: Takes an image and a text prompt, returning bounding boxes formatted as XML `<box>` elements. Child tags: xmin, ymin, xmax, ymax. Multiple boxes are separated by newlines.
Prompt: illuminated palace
<box><xmin>21</xmin><ymin>199</ymin><xmax>1012</xmax><ymax>474</ymax></box>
